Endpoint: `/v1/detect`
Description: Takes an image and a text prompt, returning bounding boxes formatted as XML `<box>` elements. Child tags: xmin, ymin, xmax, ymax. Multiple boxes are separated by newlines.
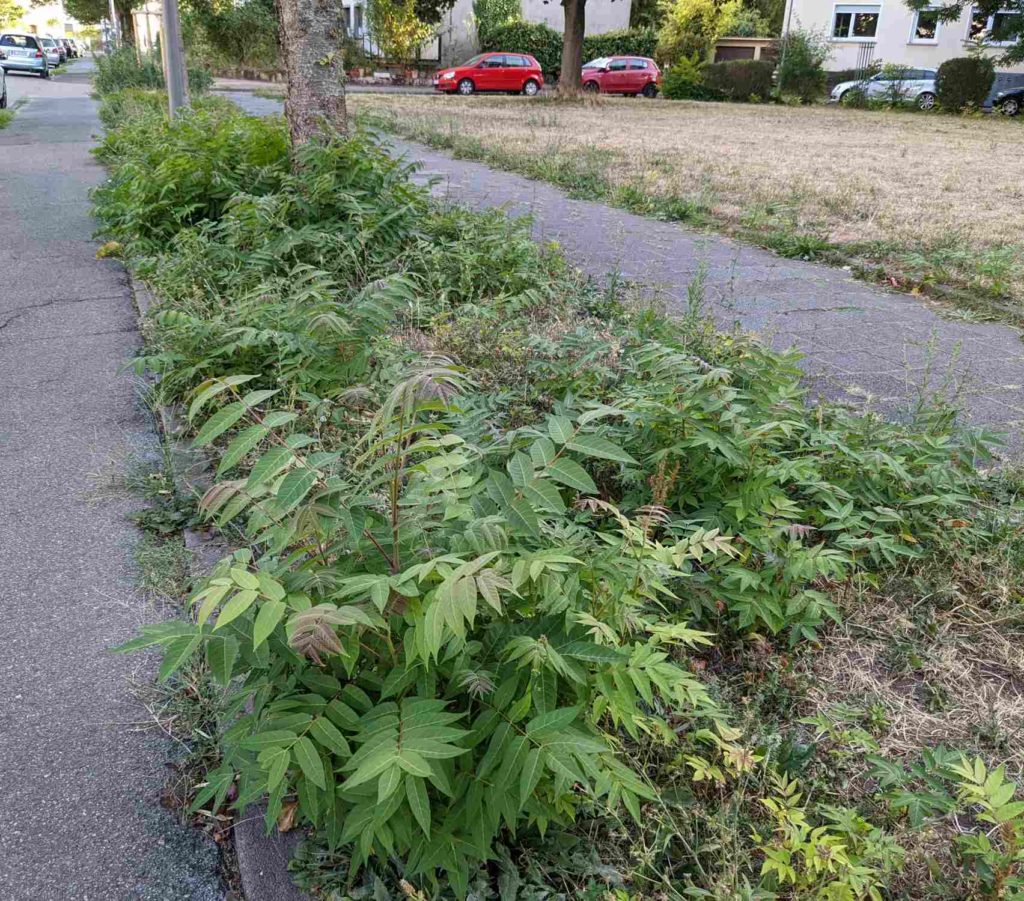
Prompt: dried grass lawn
<box><xmin>350</xmin><ymin>93</ymin><xmax>1024</xmax><ymax>315</ymax></box>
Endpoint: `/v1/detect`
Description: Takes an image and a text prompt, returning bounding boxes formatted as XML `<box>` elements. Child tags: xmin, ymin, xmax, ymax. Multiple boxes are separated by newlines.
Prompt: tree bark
<box><xmin>558</xmin><ymin>0</ymin><xmax>585</xmax><ymax>95</ymax></box>
<box><xmin>115</xmin><ymin>0</ymin><xmax>136</xmax><ymax>45</ymax></box>
<box><xmin>275</xmin><ymin>0</ymin><xmax>348</xmax><ymax>147</ymax></box>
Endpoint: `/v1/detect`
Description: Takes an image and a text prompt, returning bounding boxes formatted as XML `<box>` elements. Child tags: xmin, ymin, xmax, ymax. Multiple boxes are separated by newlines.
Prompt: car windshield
<box><xmin>583</xmin><ymin>57</ymin><xmax>609</xmax><ymax>68</ymax></box>
<box><xmin>460</xmin><ymin>54</ymin><xmax>486</xmax><ymax>67</ymax></box>
<box><xmin>42</xmin><ymin>38</ymin><xmax>55</xmax><ymax>46</ymax></box>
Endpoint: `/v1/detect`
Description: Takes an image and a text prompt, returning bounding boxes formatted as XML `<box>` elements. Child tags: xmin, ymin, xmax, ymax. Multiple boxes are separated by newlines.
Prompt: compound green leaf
<box><xmin>293</xmin><ymin>735</ymin><xmax>326</xmax><ymax>790</ymax></box>
<box><xmin>406</xmin><ymin>774</ymin><xmax>431</xmax><ymax>834</ymax></box>
<box><xmin>253</xmin><ymin>599</ymin><xmax>287</xmax><ymax>648</ymax></box>
<box><xmin>546</xmin><ymin>458</ymin><xmax>597</xmax><ymax>494</ymax></box>
<box><xmin>565</xmin><ymin>434</ymin><xmax>637</xmax><ymax>465</ymax></box>
<box><xmin>193</xmin><ymin>401</ymin><xmax>248</xmax><ymax>448</ymax></box>
<box><xmin>214</xmin><ymin>589</ymin><xmax>258</xmax><ymax>630</ymax></box>
<box><xmin>206</xmin><ymin>634</ymin><xmax>239</xmax><ymax>685</ymax></box>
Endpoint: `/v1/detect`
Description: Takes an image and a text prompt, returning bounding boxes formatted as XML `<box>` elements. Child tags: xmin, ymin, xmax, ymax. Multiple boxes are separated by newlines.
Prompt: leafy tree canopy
<box><xmin>0</xmin><ymin>0</ymin><xmax>24</xmax><ymax>28</ymax></box>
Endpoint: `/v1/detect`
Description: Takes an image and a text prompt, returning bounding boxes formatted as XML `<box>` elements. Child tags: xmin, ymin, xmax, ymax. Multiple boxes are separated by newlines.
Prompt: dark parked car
<box><xmin>581</xmin><ymin>56</ymin><xmax>661</xmax><ymax>97</ymax></box>
<box><xmin>995</xmin><ymin>85</ymin><xmax>1023</xmax><ymax>116</ymax></box>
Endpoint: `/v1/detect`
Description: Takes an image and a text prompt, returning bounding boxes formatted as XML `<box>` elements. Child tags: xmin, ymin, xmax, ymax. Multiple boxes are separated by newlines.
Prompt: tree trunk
<box><xmin>275</xmin><ymin>0</ymin><xmax>348</xmax><ymax>147</ymax></box>
<box><xmin>115</xmin><ymin>0</ymin><xmax>136</xmax><ymax>45</ymax></box>
<box><xmin>558</xmin><ymin>0</ymin><xmax>585</xmax><ymax>95</ymax></box>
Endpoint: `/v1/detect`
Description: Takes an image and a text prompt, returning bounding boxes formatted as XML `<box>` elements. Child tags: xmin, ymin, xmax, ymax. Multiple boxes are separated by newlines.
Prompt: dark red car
<box><xmin>434</xmin><ymin>52</ymin><xmax>544</xmax><ymax>96</ymax></box>
<box><xmin>581</xmin><ymin>56</ymin><xmax>661</xmax><ymax>97</ymax></box>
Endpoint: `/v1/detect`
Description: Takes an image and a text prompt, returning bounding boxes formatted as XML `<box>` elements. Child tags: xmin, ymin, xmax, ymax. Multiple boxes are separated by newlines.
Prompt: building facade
<box><xmin>781</xmin><ymin>0</ymin><xmax>1024</xmax><ymax>74</ymax></box>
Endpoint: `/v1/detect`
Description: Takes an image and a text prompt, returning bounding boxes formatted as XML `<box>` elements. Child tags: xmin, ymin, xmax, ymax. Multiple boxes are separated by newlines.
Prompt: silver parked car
<box><xmin>831</xmin><ymin>68</ymin><xmax>938</xmax><ymax>110</ymax></box>
<box><xmin>40</xmin><ymin>36</ymin><xmax>62</xmax><ymax>67</ymax></box>
<box><xmin>0</xmin><ymin>32</ymin><xmax>49</xmax><ymax>78</ymax></box>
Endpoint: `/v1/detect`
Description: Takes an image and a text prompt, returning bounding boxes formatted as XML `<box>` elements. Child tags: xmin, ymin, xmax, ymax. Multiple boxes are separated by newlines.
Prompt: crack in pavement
<box><xmin>0</xmin><ymin>294</ymin><xmax>128</xmax><ymax>331</ymax></box>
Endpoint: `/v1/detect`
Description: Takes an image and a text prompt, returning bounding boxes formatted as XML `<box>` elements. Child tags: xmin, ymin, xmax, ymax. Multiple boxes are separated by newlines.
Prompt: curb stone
<box><xmin>129</xmin><ymin>273</ymin><xmax>312</xmax><ymax>901</ymax></box>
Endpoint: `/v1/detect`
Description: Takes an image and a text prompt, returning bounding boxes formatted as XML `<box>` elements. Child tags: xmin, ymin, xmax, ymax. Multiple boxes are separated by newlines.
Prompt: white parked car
<box><xmin>831</xmin><ymin>68</ymin><xmax>938</xmax><ymax>109</ymax></box>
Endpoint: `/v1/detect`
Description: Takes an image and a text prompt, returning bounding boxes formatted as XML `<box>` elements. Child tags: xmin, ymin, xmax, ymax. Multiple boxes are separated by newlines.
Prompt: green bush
<box><xmin>480</xmin><ymin>22</ymin><xmax>658</xmax><ymax>78</ymax></box>
<box><xmin>98</xmin><ymin>92</ymin><xmax>1004</xmax><ymax>899</ymax></box>
<box><xmin>776</xmin><ymin>27</ymin><xmax>829</xmax><ymax>102</ymax></box>
<box><xmin>701</xmin><ymin>58</ymin><xmax>774</xmax><ymax>101</ymax></box>
<box><xmin>184</xmin><ymin>0</ymin><xmax>280</xmax><ymax>71</ymax></box>
<box><xmin>94</xmin><ymin>47</ymin><xmax>213</xmax><ymax>97</ymax></box>
<box><xmin>661</xmin><ymin>53</ymin><xmax>712</xmax><ymax>99</ymax></box>
<box><xmin>479</xmin><ymin>20</ymin><xmax>563</xmax><ymax>76</ymax></box>
<box><xmin>581</xmin><ymin>26</ymin><xmax>658</xmax><ymax>61</ymax></box>
<box><xmin>935</xmin><ymin>56</ymin><xmax>995</xmax><ymax>111</ymax></box>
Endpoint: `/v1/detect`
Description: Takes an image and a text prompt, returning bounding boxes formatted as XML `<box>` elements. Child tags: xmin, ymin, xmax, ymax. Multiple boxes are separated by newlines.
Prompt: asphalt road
<box><xmin>0</xmin><ymin>60</ymin><xmax>223</xmax><ymax>899</ymax></box>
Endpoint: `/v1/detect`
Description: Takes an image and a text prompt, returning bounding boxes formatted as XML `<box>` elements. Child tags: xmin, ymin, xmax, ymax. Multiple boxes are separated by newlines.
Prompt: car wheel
<box><xmin>583</xmin><ymin>81</ymin><xmax>599</xmax><ymax>94</ymax></box>
<box><xmin>917</xmin><ymin>91</ymin><xmax>936</xmax><ymax>111</ymax></box>
<box><xmin>1001</xmin><ymin>96</ymin><xmax>1021</xmax><ymax>116</ymax></box>
<box><xmin>522</xmin><ymin>78</ymin><xmax>539</xmax><ymax>97</ymax></box>
<box><xmin>641</xmin><ymin>82</ymin><xmax>658</xmax><ymax>98</ymax></box>
<box><xmin>457</xmin><ymin>78</ymin><xmax>474</xmax><ymax>96</ymax></box>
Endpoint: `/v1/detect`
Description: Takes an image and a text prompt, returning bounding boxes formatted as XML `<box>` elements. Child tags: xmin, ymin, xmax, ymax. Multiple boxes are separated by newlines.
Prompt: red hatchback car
<box><xmin>581</xmin><ymin>56</ymin><xmax>661</xmax><ymax>97</ymax></box>
<box><xmin>434</xmin><ymin>52</ymin><xmax>544</xmax><ymax>96</ymax></box>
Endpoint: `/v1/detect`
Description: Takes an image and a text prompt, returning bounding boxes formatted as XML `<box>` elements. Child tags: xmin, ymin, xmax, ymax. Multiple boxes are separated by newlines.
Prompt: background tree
<box><xmin>0</xmin><ymin>0</ymin><xmax>24</xmax><ymax>28</ymax></box>
<box><xmin>413</xmin><ymin>0</ymin><xmax>456</xmax><ymax>25</ymax></box>
<box><xmin>656</xmin><ymin>0</ymin><xmax>741</xmax><ymax>64</ymax></box>
<box><xmin>276</xmin><ymin>0</ymin><xmax>347</xmax><ymax>145</ymax></box>
<box><xmin>907</xmin><ymin>0</ymin><xmax>1023</xmax><ymax>63</ymax></box>
<box><xmin>63</xmin><ymin>0</ymin><xmax>137</xmax><ymax>44</ymax></box>
<box><xmin>366</xmin><ymin>0</ymin><xmax>432</xmax><ymax>64</ymax></box>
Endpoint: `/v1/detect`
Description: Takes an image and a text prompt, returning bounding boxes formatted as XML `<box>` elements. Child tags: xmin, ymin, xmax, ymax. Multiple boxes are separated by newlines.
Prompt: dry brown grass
<box><xmin>350</xmin><ymin>93</ymin><xmax>1024</xmax><ymax>311</ymax></box>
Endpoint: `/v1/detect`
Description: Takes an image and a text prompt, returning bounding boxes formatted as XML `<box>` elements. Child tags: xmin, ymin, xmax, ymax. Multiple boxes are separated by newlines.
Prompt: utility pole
<box><xmin>160</xmin><ymin>0</ymin><xmax>190</xmax><ymax>116</ymax></box>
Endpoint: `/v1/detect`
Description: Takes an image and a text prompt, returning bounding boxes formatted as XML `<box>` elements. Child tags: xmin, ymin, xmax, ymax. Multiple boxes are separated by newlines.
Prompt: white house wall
<box><xmin>782</xmin><ymin>0</ymin><xmax>1024</xmax><ymax>73</ymax></box>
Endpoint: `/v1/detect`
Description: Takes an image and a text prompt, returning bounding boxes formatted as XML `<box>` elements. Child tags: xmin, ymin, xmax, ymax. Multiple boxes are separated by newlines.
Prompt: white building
<box><xmin>15</xmin><ymin>0</ymin><xmax>82</xmax><ymax>40</ymax></box>
<box><xmin>341</xmin><ymin>0</ymin><xmax>632</xmax><ymax>65</ymax></box>
<box><xmin>781</xmin><ymin>0</ymin><xmax>1024</xmax><ymax>76</ymax></box>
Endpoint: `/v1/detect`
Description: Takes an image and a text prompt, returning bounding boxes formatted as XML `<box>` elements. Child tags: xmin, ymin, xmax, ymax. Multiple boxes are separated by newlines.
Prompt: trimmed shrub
<box><xmin>480</xmin><ymin>20</ymin><xmax>562</xmax><ymax>76</ymax></box>
<box><xmin>661</xmin><ymin>54</ymin><xmax>713</xmax><ymax>99</ymax></box>
<box><xmin>582</xmin><ymin>26</ymin><xmax>658</xmax><ymax>61</ymax></box>
<box><xmin>776</xmin><ymin>27</ymin><xmax>829</xmax><ymax>102</ymax></box>
<box><xmin>701</xmin><ymin>58</ymin><xmax>774</xmax><ymax>101</ymax></box>
<box><xmin>935</xmin><ymin>56</ymin><xmax>995</xmax><ymax>111</ymax></box>
<box><xmin>480</xmin><ymin>22</ymin><xmax>659</xmax><ymax>79</ymax></box>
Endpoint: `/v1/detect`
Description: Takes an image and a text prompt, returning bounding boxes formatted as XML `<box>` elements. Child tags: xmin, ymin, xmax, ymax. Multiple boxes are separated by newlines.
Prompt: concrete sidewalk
<box><xmin>224</xmin><ymin>87</ymin><xmax>1024</xmax><ymax>452</ymax></box>
<box><xmin>0</xmin><ymin>62</ymin><xmax>222</xmax><ymax>899</ymax></box>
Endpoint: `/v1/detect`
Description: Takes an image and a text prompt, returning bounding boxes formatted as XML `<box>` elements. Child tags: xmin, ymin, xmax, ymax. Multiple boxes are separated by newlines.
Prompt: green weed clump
<box><xmin>97</xmin><ymin>92</ymin><xmax>1023</xmax><ymax>899</ymax></box>
<box><xmin>94</xmin><ymin>47</ymin><xmax>213</xmax><ymax>98</ymax></box>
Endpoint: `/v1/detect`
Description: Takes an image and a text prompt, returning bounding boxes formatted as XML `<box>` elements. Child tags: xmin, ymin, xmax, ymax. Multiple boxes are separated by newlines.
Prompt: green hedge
<box><xmin>701</xmin><ymin>59</ymin><xmax>774</xmax><ymax>101</ymax></box>
<box><xmin>479</xmin><ymin>22</ymin><xmax>658</xmax><ymax>79</ymax></box>
<box><xmin>935</xmin><ymin>56</ymin><xmax>995</xmax><ymax>111</ymax></box>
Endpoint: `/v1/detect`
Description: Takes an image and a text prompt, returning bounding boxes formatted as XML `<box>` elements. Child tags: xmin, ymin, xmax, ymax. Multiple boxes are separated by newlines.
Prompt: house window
<box><xmin>354</xmin><ymin>4</ymin><xmax>363</xmax><ymax>35</ymax></box>
<box><xmin>832</xmin><ymin>4</ymin><xmax>881</xmax><ymax>39</ymax></box>
<box><xmin>911</xmin><ymin>7</ymin><xmax>941</xmax><ymax>41</ymax></box>
<box><xmin>970</xmin><ymin>7</ymin><xmax>1022</xmax><ymax>44</ymax></box>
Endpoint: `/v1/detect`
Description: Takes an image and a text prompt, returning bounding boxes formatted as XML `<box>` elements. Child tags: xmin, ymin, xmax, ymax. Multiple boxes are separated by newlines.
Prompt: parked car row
<box><xmin>829</xmin><ymin>67</ymin><xmax>1022</xmax><ymax>115</ymax></box>
<box><xmin>433</xmin><ymin>51</ymin><xmax>662</xmax><ymax>97</ymax></box>
<box><xmin>0</xmin><ymin>32</ymin><xmax>81</xmax><ymax>79</ymax></box>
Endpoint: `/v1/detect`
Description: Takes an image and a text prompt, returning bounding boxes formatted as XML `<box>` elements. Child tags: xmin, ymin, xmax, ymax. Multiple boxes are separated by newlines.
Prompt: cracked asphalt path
<box><xmin>0</xmin><ymin>62</ymin><xmax>222</xmax><ymax>899</ymax></box>
<box><xmin>223</xmin><ymin>87</ymin><xmax>1024</xmax><ymax>452</ymax></box>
